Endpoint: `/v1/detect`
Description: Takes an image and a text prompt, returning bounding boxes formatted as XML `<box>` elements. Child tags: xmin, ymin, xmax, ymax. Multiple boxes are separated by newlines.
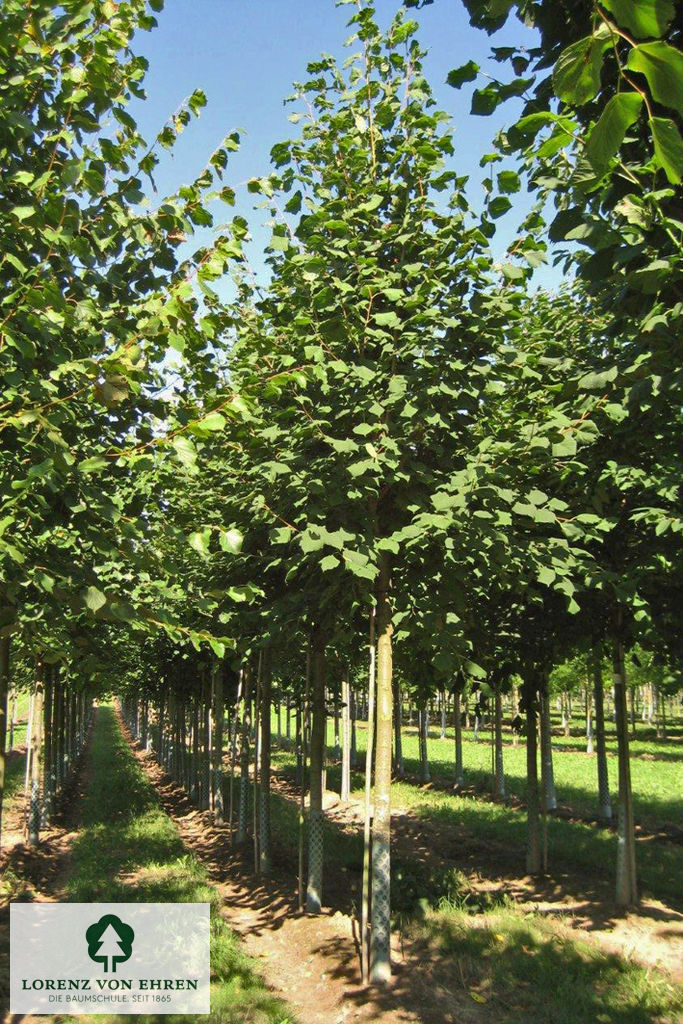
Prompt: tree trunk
<box><xmin>28</xmin><ymin>658</ymin><xmax>44</xmax><ymax>845</ymax></box>
<box><xmin>585</xmin><ymin>684</ymin><xmax>594</xmax><ymax>754</ymax></box>
<box><xmin>440</xmin><ymin>691</ymin><xmax>446</xmax><ymax>740</ymax></box>
<box><xmin>298</xmin><ymin>650</ymin><xmax>311</xmax><ymax>912</ymax></box>
<box><xmin>333</xmin><ymin>691</ymin><xmax>341</xmax><ymax>760</ymax></box>
<box><xmin>350</xmin><ymin>688</ymin><xmax>358</xmax><ymax>768</ymax></box>
<box><xmin>341</xmin><ymin>674</ymin><xmax>351</xmax><ymax>803</ymax></box>
<box><xmin>237</xmin><ymin>668</ymin><xmax>251</xmax><ymax>844</ymax></box>
<box><xmin>539</xmin><ymin>683</ymin><xmax>557</xmax><ymax>812</ymax></box>
<box><xmin>525</xmin><ymin>677</ymin><xmax>541</xmax><ymax>875</ymax></box>
<box><xmin>592</xmin><ymin>644</ymin><xmax>612</xmax><ymax>821</ymax></box>
<box><xmin>213</xmin><ymin>665</ymin><xmax>225</xmax><ymax>823</ymax></box>
<box><xmin>613</xmin><ymin>633</ymin><xmax>637</xmax><ymax>907</ymax></box>
<box><xmin>418</xmin><ymin>706</ymin><xmax>430</xmax><ymax>782</ymax></box>
<box><xmin>392</xmin><ymin>677</ymin><xmax>403</xmax><ymax>778</ymax></box>
<box><xmin>493</xmin><ymin>686</ymin><xmax>505</xmax><ymax>798</ymax></box>
<box><xmin>370</xmin><ymin>551</ymin><xmax>392</xmax><ymax>985</ymax></box>
<box><xmin>42</xmin><ymin>664</ymin><xmax>54</xmax><ymax>825</ymax></box>
<box><xmin>361</xmin><ymin>612</ymin><xmax>376</xmax><ymax>986</ymax></box>
<box><xmin>454</xmin><ymin>687</ymin><xmax>464</xmax><ymax>786</ymax></box>
<box><xmin>306</xmin><ymin>627</ymin><xmax>327</xmax><ymax>913</ymax></box>
<box><xmin>0</xmin><ymin>636</ymin><xmax>9</xmax><ymax>848</ymax></box>
<box><xmin>259</xmin><ymin>648</ymin><xmax>272</xmax><ymax>873</ymax></box>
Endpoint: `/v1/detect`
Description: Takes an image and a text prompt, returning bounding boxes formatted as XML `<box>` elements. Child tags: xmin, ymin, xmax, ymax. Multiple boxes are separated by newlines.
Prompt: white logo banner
<box><xmin>10</xmin><ymin>902</ymin><xmax>210</xmax><ymax>1015</ymax></box>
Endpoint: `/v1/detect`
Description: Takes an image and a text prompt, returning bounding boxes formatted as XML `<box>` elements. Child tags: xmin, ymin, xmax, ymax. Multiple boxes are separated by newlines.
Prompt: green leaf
<box><xmin>171</xmin><ymin>436</ymin><xmax>198</xmax><ymax>473</ymax></box>
<box><xmin>627</xmin><ymin>42</ymin><xmax>683</xmax><ymax>115</ymax></box>
<box><xmin>497</xmin><ymin>170</ymin><xmax>520</xmax><ymax>193</ymax></box>
<box><xmin>374</xmin><ymin>311</ymin><xmax>401</xmax><ymax>329</ymax></box>
<box><xmin>320</xmin><ymin>554</ymin><xmax>340</xmax><ymax>571</ymax></box>
<box><xmin>585</xmin><ymin>93</ymin><xmax>643</xmax><ymax>174</ymax></box>
<box><xmin>553</xmin><ymin>33</ymin><xmax>610</xmax><ymax>106</ymax></box>
<box><xmin>188</xmin><ymin>89</ymin><xmax>207</xmax><ymax>115</ymax></box>
<box><xmin>189</xmin><ymin>529</ymin><xmax>211</xmax><ymax>557</ymax></box>
<box><xmin>269</xmin><ymin>233</ymin><xmax>290</xmax><ymax>251</ymax></box>
<box><xmin>552</xmin><ymin>437</ymin><xmax>578</xmax><ymax>458</ymax></box>
<box><xmin>489</xmin><ymin>196</ymin><xmax>512</xmax><ymax>218</ymax></box>
<box><xmin>601</xmin><ymin>0</ymin><xmax>675</xmax><ymax>38</ymax></box>
<box><xmin>84</xmin><ymin>586</ymin><xmax>106</xmax><ymax>612</ymax></box>
<box><xmin>199</xmin><ymin>411</ymin><xmax>226</xmax><ymax>431</ymax></box>
<box><xmin>471</xmin><ymin>86</ymin><xmax>499</xmax><ymax>116</ymax></box>
<box><xmin>446</xmin><ymin>61</ymin><xmax>479</xmax><ymax>88</ymax></box>
<box><xmin>11</xmin><ymin>205</ymin><xmax>35</xmax><ymax>221</ymax></box>
<box><xmin>650</xmin><ymin>117</ymin><xmax>683</xmax><ymax>183</ymax></box>
<box><xmin>219</xmin><ymin>528</ymin><xmax>243</xmax><ymax>554</ymax></box>
<box><xmin>79</xmin><ymin>456</ymin><xmax>108</xmax><ymax>474</ymax></box>
<box><xmin>300</xmin><ymin>530</ymin><xmax>324</xmax><ymax>553</ymax></box>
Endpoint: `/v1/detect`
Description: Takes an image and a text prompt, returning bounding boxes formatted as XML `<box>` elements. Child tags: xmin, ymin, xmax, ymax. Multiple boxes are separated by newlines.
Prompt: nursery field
<box><xmin>2</xmin><ymin>0</ymin><xmax>682</xmax><ymax>1021</ymax></box>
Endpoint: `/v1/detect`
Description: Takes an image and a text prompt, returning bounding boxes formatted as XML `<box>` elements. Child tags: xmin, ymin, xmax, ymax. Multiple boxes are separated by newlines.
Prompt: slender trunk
<box><xmin>306</xmin><ymin>628</ymin><xmax>327</xmax><ymax>913</ymax></box>
<box><xmin>493</xmin><ymin>686</ymin><xmax>505</xmax><ymax>798</ymax></box>
<box><xmin>237</xmin><ymin>668</ymin><xmax>251</xmax><ymax>844</ymax></box>
<box><xmin>392</xmin><ymin>678</ymin><xmax>403</xmax><ymax>778</ymax></box>
<box><xmin>539</xmin><ymin>684</ymin><xmax>557</xmax><ymax>812</ymax></box>
<box><xmin>370</xmin><ymin>552</ymin><xmax>393</xmax><ymax>985</ymax></box>
<box><xmin>525</xmin><ymin>677</ymin><xmax>541</xmax><ymax>876</ymax></box>
<box><xmin>511</xmin><ymin>683</ymin><xmax>520</xmax><ymax>747</ymax></box>
<box><xmin>454</xmin><ymin>687</ymin><xmax>464</xmax><ymax>786</ymax></box>
<box><xmin>586</xmin><ymin>684</ymin><xmax>594</xmax><ymax>754</ymax></box>
<box><xmin>613</xmin><ymin>631</ymin><xmax>637</xmax><ymax>907</ymax></box>
<box><xmin>350</xmin><ymin>688</ymin><xmax>358</xmax><ymax>768</ymax></box>
<box><xmin>28</xmin><ymin>658</ymin><xmax>44</xmax><ymax>845</ymax></box>
<box><xmin>418</xmin><ymin>706</ymin><xmax>430</xmax><ymax>782</ymax></box>
<box><xmin>592</xmin><ymin>643</ymin><xmax>612</xmax><ymax>821</ymax></box>
<box><xmin>259</xmin><ymin>648</ymin><xmax>272</xmax><ymax>873</ymax></box>
<box><xmin>440</xmin><ymin>691</ymin><xmax>446</xmax><ymax>740</ymax></box>
<box><xmin>298</xmin><ymin>650</ymin><xmax>311</xmax><ymax>913</ymax></box>
<box><xmin>42</xmin><ymin>665</ymin><xmax>54</xmax><ymax>825</ymax></box>
<box><xmin>0</xmin><ymin>636</ymin><xmax>9</xmax><ymax>848</ymax></box>
<box><xmin>213</xmin><ymin>665</ymin><xmax>225</xmax><ymax>823</ymax></box>
<box><xmin>361</xmin><ymin>611</ymin><xmax>376</xmax><ymax>986</ymax></box>
<box><xmin>203</xmin><ymin>678</ymin><xmax>211</xmax><ymax>810</ymax></box>
<box><xmin>333</xmin><ymin>691</ymin><xmax>341</xmax><ymax>760</ymax></box>
<box><xmin>253</xmin><ymin>658</ymin><xmax>260</xmax><ymax>873</ymax></box>
<box><xmin>341</xmin><ymin>674</ymin><xmax>351</xmax><ymax>803</ymax></box>
<box><xmin>192</xmin><ymin>695</ymin><xmax>199</xmax><ymax>803</ymax></box>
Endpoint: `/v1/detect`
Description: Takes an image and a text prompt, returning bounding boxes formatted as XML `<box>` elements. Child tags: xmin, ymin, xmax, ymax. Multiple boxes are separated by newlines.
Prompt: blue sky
<box><xmin>129</xmin><ymin>0</ymin><xmax>563</xmax><ymax>290</ymax></box>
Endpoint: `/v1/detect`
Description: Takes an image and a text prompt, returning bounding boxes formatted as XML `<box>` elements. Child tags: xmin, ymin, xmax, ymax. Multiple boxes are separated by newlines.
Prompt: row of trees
<box><xmin>1</xmin><ymin>0</ymin><xmax>680</xmax><ymax>986</ymax></box>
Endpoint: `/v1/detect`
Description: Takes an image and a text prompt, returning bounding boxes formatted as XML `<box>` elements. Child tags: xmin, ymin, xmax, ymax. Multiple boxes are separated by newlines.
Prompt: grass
<box><xmin>59</xmin><ymin>704</ymin><xmax>297</xmax><ymax>1024</ymax></box>
<box><xmin>412</xmin><ymin>902</ymin><xmax>682</xmax><ymax>1024</ymax></box>
<box><xmin>302</xmin><ymin>709</ymin><xmax>683</xmax><ymax>828</ymax></box>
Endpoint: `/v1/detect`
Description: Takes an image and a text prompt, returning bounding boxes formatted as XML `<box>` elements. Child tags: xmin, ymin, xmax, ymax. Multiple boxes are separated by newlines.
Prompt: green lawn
<box><xmin>412</xmin><ymin>903</ymin><xmax>682</xmax><ymax>1024</ymax></box>
<box><xmin>271</xmin><ymin>708</ymin><xmax>682</xmax><ymax>829</ymax></box>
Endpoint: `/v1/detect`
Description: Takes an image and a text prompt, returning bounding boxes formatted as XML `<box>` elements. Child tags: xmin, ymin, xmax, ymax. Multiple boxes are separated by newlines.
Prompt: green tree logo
<box><xmin>86</xmin><ymin>914</ymin><xmax>135</xmax><ymax>973</ymax></box>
